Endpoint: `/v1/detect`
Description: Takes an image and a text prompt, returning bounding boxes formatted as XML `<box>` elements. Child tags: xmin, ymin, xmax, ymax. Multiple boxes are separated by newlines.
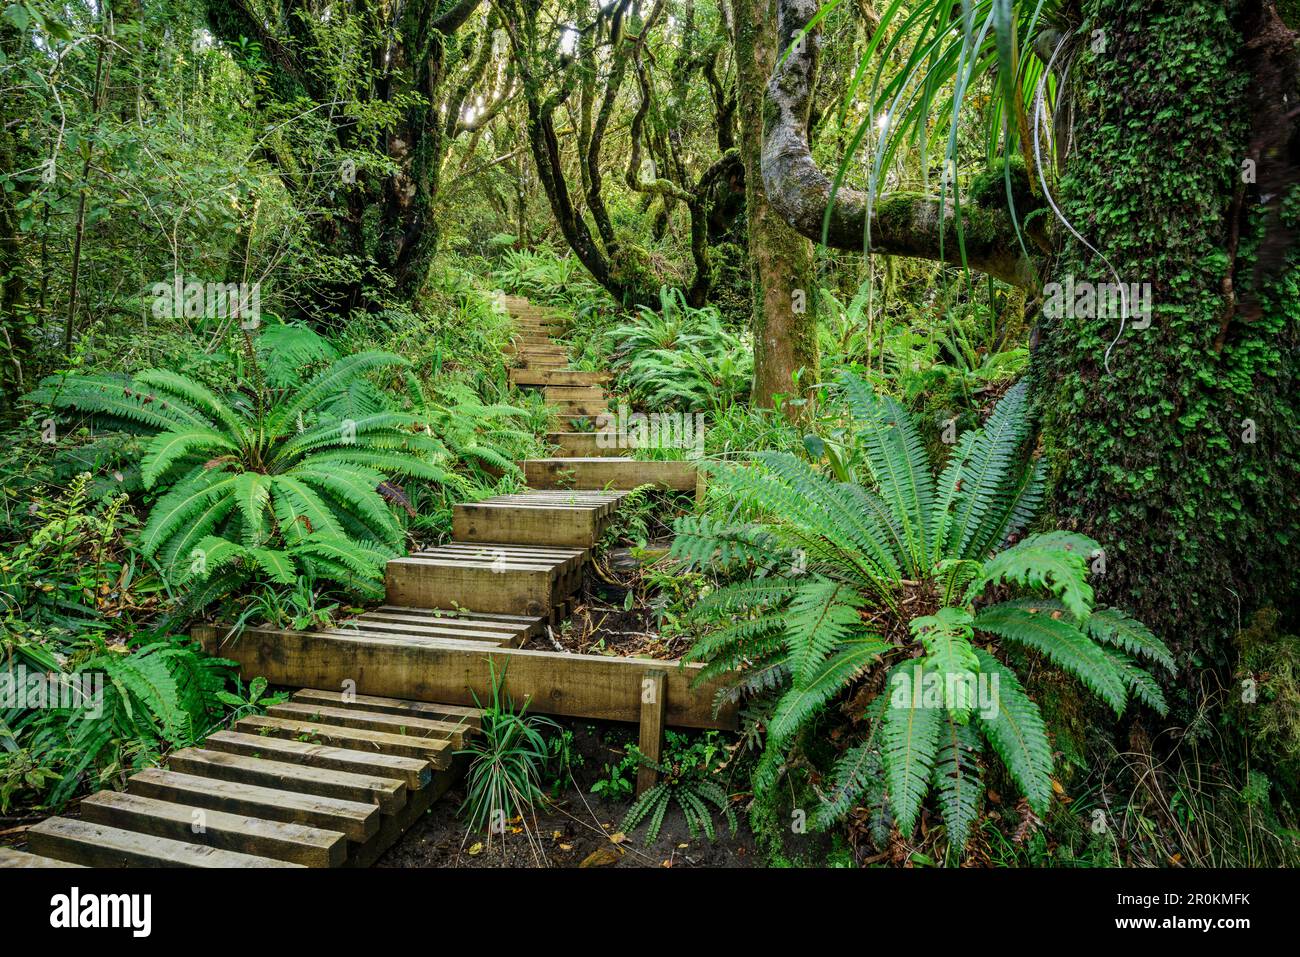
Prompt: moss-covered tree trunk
<box><xmin>734</xmin><ymin>0</ymin><xmax>818</xmax><ymax>414</ymax></box>
<box><xmin>1034</xmin><ymin>0</ymin><xmax>1299</xmax><ymax>669</ymax></box>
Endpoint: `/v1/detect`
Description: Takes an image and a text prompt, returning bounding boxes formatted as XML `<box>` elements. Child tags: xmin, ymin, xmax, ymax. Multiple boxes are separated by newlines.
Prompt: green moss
<box><xmin>1035</xmin><ymin>0</ymin><xmax>1299</xmax><ymax>674</ymax></box>
<box><xmin>969</xmin><ymin>154</ymin><xmax>1035</xmax><ymax>218</ymax></box>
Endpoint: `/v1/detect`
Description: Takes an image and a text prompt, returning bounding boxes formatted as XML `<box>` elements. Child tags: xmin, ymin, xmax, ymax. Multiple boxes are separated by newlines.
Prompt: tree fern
<box><xmin>35</xmin><ymin>337</ymin><xmax>449</xmax><ymax>606</ymax></box>
<box><xmin>683</xmin><ymin>371</ymin><xmax>1171</xmax><ymax>853</ymax></box>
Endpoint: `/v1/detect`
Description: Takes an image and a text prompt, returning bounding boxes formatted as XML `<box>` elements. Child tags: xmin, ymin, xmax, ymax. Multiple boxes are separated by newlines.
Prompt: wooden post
<box><xmin>636</xmin><ymin>670</ymin><xmax>667</xmax><ymax>796</ymax></box>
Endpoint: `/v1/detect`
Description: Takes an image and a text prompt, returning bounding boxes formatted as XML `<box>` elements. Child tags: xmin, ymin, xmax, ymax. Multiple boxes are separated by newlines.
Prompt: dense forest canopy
<box><xmin>0</xmin><ymin>0</ymin><xmax>1297</xmax><ymax>871</ymax></box>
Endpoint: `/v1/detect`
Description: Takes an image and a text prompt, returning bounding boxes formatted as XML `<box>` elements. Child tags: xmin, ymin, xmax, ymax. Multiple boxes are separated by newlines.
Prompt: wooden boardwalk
<box><xmin>2</xmin><ymin>295</ymin><xmax>722</xmax><ymax>869</ymax></box>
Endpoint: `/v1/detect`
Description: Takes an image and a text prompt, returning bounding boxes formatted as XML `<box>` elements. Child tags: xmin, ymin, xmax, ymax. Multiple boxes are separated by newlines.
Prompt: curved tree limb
<box><xmin>762</xmin><ymin>0</ymin><xmax>1040</xmax><ymax>288</ymax></box>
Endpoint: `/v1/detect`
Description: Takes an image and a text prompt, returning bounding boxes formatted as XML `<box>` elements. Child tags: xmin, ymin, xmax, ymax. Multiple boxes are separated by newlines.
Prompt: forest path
<box><xmin>0</xmin><ymin>298</ymin><xmax>714</xmax><ymax>869</ymax></box>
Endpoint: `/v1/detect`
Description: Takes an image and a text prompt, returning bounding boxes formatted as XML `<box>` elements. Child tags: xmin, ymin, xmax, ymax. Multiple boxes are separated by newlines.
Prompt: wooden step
<box><xmin>548</xmin><ymin>431</ymin><xmax>635</xmax><ymax>456</ymax></box>
<box><xmin>523</xmin><ymin>457</ymin><xmax>699</xmax><ymax>491</ymax></box>
<box><xmin>128</xmin><ymin>769</ymin><xmax>380</xmax><ymax>841</ymax></box>
<box><xmin>322</xmin><ymin>624</ymin><xmax>510</xmax><ymax>650</ymax></box>
<box><xmin>0</xmin><ymin>846</ymin><xmax>83</xmax><ymax>868</ymax></box>
<box><xmin>454</xmin><ymin>496</ymin><xmax>609</xmax><ymax>548</ymax></box>
<box><xmin>328</xmin><ymin>616</ymin><xmax>522</xmax><ymax>646</ymax></box>
<box><xmin>204</xmin><ymin>730</ymin><xmax>433</xmax><ymax>790</ymax></box>
<box><xmin>234</xmin><ymin>715</ymin><xmax>454</xmax><ymax>767</ymax></box>
<box><xmin>549</xmin><ymin>400</ymin><xmax>609</xmax><ymax>417</ymax></box>
<box><xmin>510</xmin><ymin>369</ymin><xmax>610</xmax><ymax>387</ymax></box>
<box><xmin>357</xmin><ymin>607</ymin><xmax>542</xmax><ymax>641</ymax></box>
<box><xmin>544</xmin><ymin>385</ymin><xmax>606</xmax><ymax>403</ymax></box>
<box><xmin>520</xmin><ymin>356</ymin><xmax>569</xmax><ymax>368</ymax></box>
<box><xmin>290</xmin><ymin>689</ymin><xmax>483</xmax><ymax>727</ymax></box>
<box><xmin>266</xmin><ymin>701</ymin><xmax>473</xmax><ymax>748</ymax></box>
<box><xmin>27</xmin><ymin>817</ymin><xmax>302</xmax><ymax>868</ymax></box>
<box><xmin>167</xmin><ymin>748</ymin><xmax>408</xmax><ymax>814</ymax></box>
<box><xmin>385</xmin><ymin>542</ymin><xmax>585</xmax><ymax>615</ymax></box>
<box><xmin>79</xmin><ymin>790</ymin><xmax>346</xmax><ymax>868</ymax></box>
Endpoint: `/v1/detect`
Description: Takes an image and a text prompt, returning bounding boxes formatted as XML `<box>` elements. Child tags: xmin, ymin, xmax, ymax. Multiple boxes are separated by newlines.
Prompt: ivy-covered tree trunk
<box><xmin>734</xmin><ymin>0</ymin><xmax>817</xmax><ymax>414</ymax></box>
<box><xmin>1034</xmin><ymin>0</ymin><xmax>1300</xmax><ymax>669</ymax></box>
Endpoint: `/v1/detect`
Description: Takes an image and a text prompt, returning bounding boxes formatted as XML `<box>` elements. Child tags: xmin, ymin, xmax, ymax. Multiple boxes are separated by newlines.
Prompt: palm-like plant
<box><xmin>34</xmin><ymin>351</ymin><xmax>451</xmax><ymax>601</ymax></box>
<box><xmin>672</xmin><ymin>372</ymin><xmax>1172</xmax><ymax>849</ymax></box>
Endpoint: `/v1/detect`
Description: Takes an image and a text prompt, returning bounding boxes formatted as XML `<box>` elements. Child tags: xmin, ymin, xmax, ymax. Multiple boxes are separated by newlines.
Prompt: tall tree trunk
<box><xmin>1034</xmin><ymin>0</ymin><xmax>1300</xmax><ymax>667</ymax></box>
<box><xmin>734</xmin><ymin>0</ymin><xmax>817</xmax><ymax>414</ymax></box>
<box><xmin>759</xmin><ymin>0</ymin><xmax>1298</xmax><ymax>669</ymax></box>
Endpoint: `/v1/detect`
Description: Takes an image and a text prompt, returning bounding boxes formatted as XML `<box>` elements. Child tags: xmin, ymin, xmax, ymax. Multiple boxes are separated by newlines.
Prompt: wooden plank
<box><xmin>544</xmin><ymin>385</ymin><xmax>605</xmax><ymax>402</ymax></box>
<box><xmin>548</xmin><ymin>400</ymin><xmax>610</xmax><ymax>417</ymax></box>
<box><xmin>510</xmin><ymin>369</ymin><xmax>610</xmax><ymax>386</ymax></box>
<box><xmin>204</xmin><ymin>729</ymin><xmax>433</xmax><ymax>790</ymax></box>
<box><xmin>385</xmin><ymin>556</ymin><xmax>561</xmax><ymax>616</ymax></box>
<box><xmin>79</xmin><ymin>790</ymin><xmax>346</xmax><ymax>868</ymax></box>
<box><xmin>0</xmin><ymin>847</ymin><xmax>83</xmax><ymax>868</ymax></box>
<box><xmin>359</xmin><ymin>610</ymin><xmax>536</xmax><ymax>635</ymax></box>
<box><xmin>453</xmin><ymin>500</ymin><xmax>602</xmax><ymax>548</ymax></box>
<box><xmin>548</xmin><ymin>432</ymin><xmax>635</xmax><ymax>457</ymax></box>
<box><xmin>194</xmin><ymin>624</ymin><xmax>738</xmax><ymax>730</ymax></box>
<box><xmin>167</xmin><ymin>748</ymin><xmax>407</xmax><ymax>814</ymax></box>
<box><xmin>523</xmin><ymin>457</ymin><xmax>698</xmax><ymax>491</ymax></box>
<box><xmin>339</xmin><ymin>617</ymin><xmax>521</xmax><ymax>645</ymax></box>
<box><xmin>267</xmin><ymin>702</ymin><xmax>472</xmax><ymax>748</ymax></box>
<box><xmin>233</xmin><ymin>715</ymin><xmax>453</xmax><ymax>767</ymax></box>
<box><xmin>27</xmin><ymin>817</ymin><xmax>301</xmax><ymax>868</ymax></box>
<box><xmin>322</xmin><ymin>626</ymin><xmax>509</xmax><ymax>650</ymax></box>
<box><xmin>128</xmin><ymin>769</ymin><xmax>380</xmax><ymax>841</ymax></box>
<box><xmin>378</xmin><ymin>605</ymin><xmax>548</xmax><ymax>626</ymax></box>
<box><xmin>636</xmin><ymin>670</ymin><xmax>667</xmax><ymax>796</ymax></box>
<box><xmin>290</xmin><ymin>689</ymin><xmax>483</xmax><ymax>726</ymax></box>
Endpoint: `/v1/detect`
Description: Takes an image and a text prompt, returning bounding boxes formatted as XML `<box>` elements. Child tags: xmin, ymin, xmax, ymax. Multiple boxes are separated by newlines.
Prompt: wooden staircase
<box><xmin>501</xmin><ymin>294</ymin><xmax>699</xmax><ymax>493</ymax></box>
<box><xmin>2</xmin><ymin>689</ymin><xmax>479</xmax><ymax>868</ymax></box>
<box><xmin>1</xmin><ymin>295</ymin><xmax>714</xmax><ymax>869</ymax></box>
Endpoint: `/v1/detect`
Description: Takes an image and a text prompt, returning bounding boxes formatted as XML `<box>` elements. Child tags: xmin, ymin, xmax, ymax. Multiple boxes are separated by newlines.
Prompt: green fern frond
<box><xmin>881</xmin><ymin>660</ymin><xmax>942</xmax><ymax>833</ymax></box>
<box><xmin>976</xmin><ymin>599</ymin><xmax>1129</xmax><ymax>714</ymax></box>
<box><xmin>769</xmin><ymin>636</ymin><xmax>888</xmax><ymax>743</ymax></box>
<box><xmin>971</xmin><ymin>648</ymin><xmax>1053</xmax><ymax>814</ymax></box>
<box><xmin>969</xmin><ymin>531</ymin><xmax>1098</xmax><ymax>621</ymax></box>
<box><xmin>1088</xmin><ymin>606</ymin><xmax>1175</xmax><ymax>674</ymax></box>
<box><xmin>783</xmin><ymin>577</ymin><xmax>865</xmax><ymax>683</ymax></box>
<box><xmin>838</xmin><ymin>372</ymin><xmax>935</xmax><ymax>569</ymax></box>
<box><xmin>932</xmin><ymin>714</ymin><xmax>984</xmax><ymax>851</ymax></box>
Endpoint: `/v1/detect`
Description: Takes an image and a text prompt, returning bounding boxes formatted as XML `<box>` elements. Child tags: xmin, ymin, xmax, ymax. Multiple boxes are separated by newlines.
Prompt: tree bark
<box><xmin>735</xmin><ymin>0</ymin><xmax>818</xmax><ymax>414</ymax></box>
<box><xmin>761</xmin><ymin>0</ymin><xmax>1038</xmax><ymax>288</ymax></box>
<box><xmin>1034</xmin><ymin>0</ymin><xmax>1299</xmax><ymax>667</ymax></box>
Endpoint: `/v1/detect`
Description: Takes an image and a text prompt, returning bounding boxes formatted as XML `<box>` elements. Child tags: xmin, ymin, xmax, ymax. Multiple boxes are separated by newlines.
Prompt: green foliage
<box><xmin>678</xmin><ymin>372</ymin><xmax>1171</xmax><ymax>852</ymax></box>
<box><xmin>620</xmin><ymin>730</ymin><xmax>737</xmax><ymax>845</ymax></box>
<box><xmin>2</xmin><ymin>635</ymin><xmax>233</xmax><ymax>808</ymax></box>
<box><xmin>609</xmin><ymin>287</ymin><xmax>752</xmax><ymax>411</ymax></box>
<box><xmin>458</xmin><ymin>663</ymin><xmax>560</xmax><ymax>840</ymax></box>
<box><xmin>31</xmin><ymin>334</ymin><xmax>448</xmax><ymax>603</ymax></box>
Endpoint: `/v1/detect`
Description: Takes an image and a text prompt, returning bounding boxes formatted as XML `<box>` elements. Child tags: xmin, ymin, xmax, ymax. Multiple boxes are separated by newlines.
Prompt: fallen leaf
<box><xmin>677</xmin><ymin>843</ymin><xmax>688</xmax><ymax>849</ymax></box>
<box><xmin>579</xmin><ymin>846</ymin><xmax>622</xmax><ymax>868</ymax></box>
<box><xmin>559</xmin><ymin>843</ymin><xmax>573</xmax><ymax>851</ymax></box>
<box><xmin>609</xmin><ymin>832</ymin><xmax>627</xmax><ymax>844</ymax></box>
<box><xmin>467</xmin><ymin>842</ymin><xmax>483</xmax><ymax>856</ymax></box>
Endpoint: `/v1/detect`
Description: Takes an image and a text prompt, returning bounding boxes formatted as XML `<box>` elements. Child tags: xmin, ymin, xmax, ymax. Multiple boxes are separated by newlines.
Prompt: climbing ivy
<box><xmin>1035</xmin><ymin>0</ymin><xmax>1299</xmax><ymax>672</ymax></box>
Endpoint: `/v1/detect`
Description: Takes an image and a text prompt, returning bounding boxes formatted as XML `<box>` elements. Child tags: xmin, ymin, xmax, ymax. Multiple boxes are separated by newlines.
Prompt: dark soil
<box><xmin>376</xmin><ymin>784</ymin><xmax>756</xmax><ymax>868</ymax></box>
<box><xmin>378</xmin><ymin>719</ymin><xmax>756</xmax><ymax>869</ymax></box>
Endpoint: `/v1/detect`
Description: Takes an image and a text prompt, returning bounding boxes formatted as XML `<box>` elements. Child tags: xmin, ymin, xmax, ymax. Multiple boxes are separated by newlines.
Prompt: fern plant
<box><xmin>673</xmin><ymin>372</ymin><xmax>1173</xmax><ymax>851</ymax></box>
<box><xmin>6</xmin><ymin>636</ymin><xmax>232</xmax><ymax>806</ymax></box>
<box><xmin>32</xmin><ymin>348</ymin><xmax>451</xmax><ymax>603</ymax></box>
<box><xmin>609</xmin><ymin>286</ymin><xmax>752</xmax><ymax>411</ymax></box>
<box><xmin>621</xmin><ymin>743</ymin><xmax>737</xmax><ymax>846</ymax></box>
